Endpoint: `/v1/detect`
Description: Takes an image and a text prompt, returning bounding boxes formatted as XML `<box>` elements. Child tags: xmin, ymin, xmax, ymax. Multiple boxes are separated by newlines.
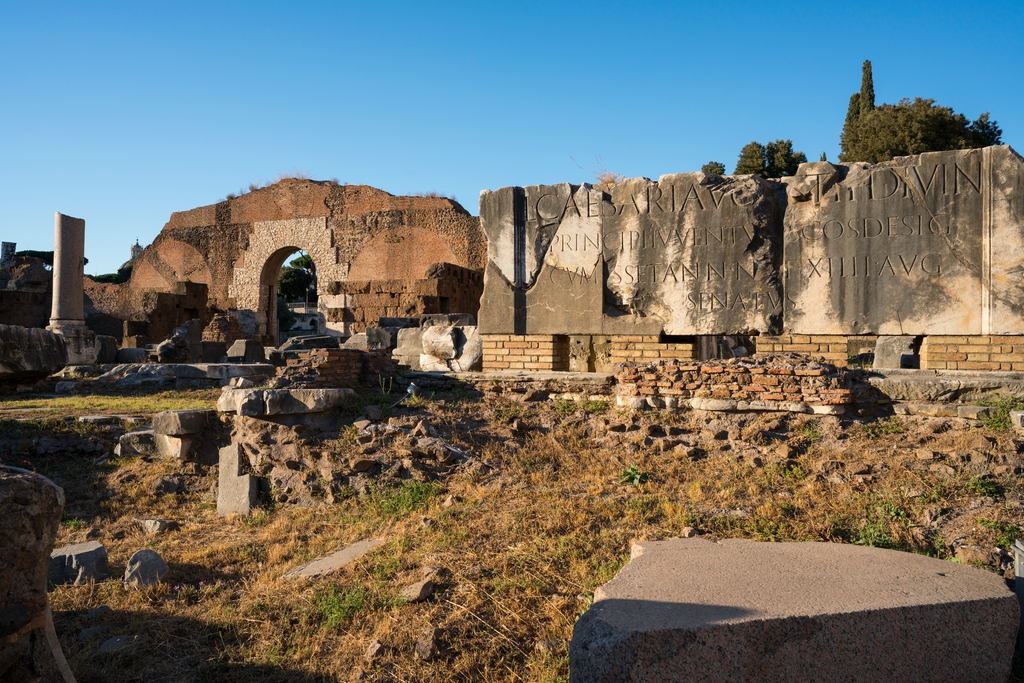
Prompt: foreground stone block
<box><xmin>116</xmin><ymin>429</ymin><xmax>159</xmax><ymax>458</ymax></box>
<box><xmin>1011</xmin><ymin>409</ymin><xmax>1024</xmax><ymax>430</ymax></box>
<box><xmin>152</xmin><ymin>409</ymin><xmax>210</xmax><ymax>436</ymax></box>
<box><xmin>217</xmin><ymin>444</ymin><xmax>256</xmax><ymax>516</ymax></box>
<box><xmin>153</xmin><ymin>434</ymin><xmax>195</xmax><ymax>460</ymax></box>
<box><xmin>0</xmin><ymin>324</ymin><xmax>68</xmax><ymax>381</ymax></box>
<box><xmin>571</xmin><ymin>538</ymin><xmax>1016</xmax><ymax>683</ymax></box>
<box><xmin>0</xmin><ymin>469</ymin><xmax>76</xmax><ymax>682</ymax></box>
<box><xmin>123</xmin><ymin>549</ymin><xmax>169</xmax><ymax>588</ymax></box>
<box><xmin>227</xmin><ymin>339</ymin><xmax>265</xmax><ymax>363</ymax></box>
<box><xmin>48</xmin><ymin>541</ymin><xmax>110</xmax><ymax>587</ymax></box>
<box><xmin>217</xmin><ymin>387</ymin><xmax>356</xmax><ymax>416</ymax></box>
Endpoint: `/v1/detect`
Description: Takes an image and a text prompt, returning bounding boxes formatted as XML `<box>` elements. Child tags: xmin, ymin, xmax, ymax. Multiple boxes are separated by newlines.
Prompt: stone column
<box><xmin>47</xmin><ymin>213</ymin><xmax>86</xmax><ymax>333</ymax></box>
<box><xmin>47</xmin><ymin>213</ymin><xmax>96</xmax><ymax>364</ymax></box>
<box><xmin>0</xmin><ymin>467</ymin><xmax>77</xmax><ymax>682</ymax></box>
<box><xmin>0</xmin><ymin>242</ymin><xmax>15</xmax><ymax>268</ymax></box>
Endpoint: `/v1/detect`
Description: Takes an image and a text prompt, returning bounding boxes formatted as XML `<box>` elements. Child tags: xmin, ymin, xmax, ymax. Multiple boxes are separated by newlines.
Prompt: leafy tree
<box><xmin>819</xmin><ymin>152</ymin><xmax>828</xmax><ymax>162</ymax></box>
<box><xmin>839</xmin><ymin>60</ymin><xmax>1001</xmax><ymax>163</ymax></box>
<box><xmin>701</xmin><ymin>161</ymin><xmax>726</xmax><ymax>175</ymax></box>
<box><xmin>277</xmin><ymin>296</ymin><xmax>296</xmax><ymax>332</ymax></box>
<box><xmin>277</xmin><ymin>266</ymin><xmax>312</xmax><ymax>302</ymax></box>
<box><xmin>92</xmin><ymin>263</ymin><xmax>132</xmax><ymax>284</ymax></box>
<box><xmin>734</xmin><ymin>140</ymin><xmax>807</xmax><ymax>178</ymax></box>
<box><xmin>15</xmin><ymin>250</ymin><xmax>88</xmax><ymax>266</ymax></box>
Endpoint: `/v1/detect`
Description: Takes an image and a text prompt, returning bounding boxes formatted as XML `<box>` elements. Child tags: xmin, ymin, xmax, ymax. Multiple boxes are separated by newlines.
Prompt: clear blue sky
<box><xmin>2</xmin><ymin>1</ymin><xmax>1021</xmax><ymax>276</ymax></box>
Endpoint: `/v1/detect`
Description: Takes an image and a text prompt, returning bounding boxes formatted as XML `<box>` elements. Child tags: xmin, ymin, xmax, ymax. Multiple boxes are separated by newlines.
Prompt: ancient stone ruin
<box><xmin>478</xmin><ymin>146</ymin><xmax>1024</xmax><ymax>374</ymax></box>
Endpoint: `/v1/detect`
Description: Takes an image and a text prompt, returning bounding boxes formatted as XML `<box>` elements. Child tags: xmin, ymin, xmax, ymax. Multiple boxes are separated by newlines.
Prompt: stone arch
<box><xmin>229</xmin><ymin>217</ymin><xmax>349</xmax><ymax>342</ymax></box>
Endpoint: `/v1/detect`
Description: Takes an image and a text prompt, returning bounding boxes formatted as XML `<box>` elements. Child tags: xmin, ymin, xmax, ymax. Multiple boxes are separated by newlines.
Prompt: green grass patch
<box><xmin>367</xmin><ymin>480</ymin><xmax>440</xmax><ymax>519</ymax></box>
<box><xmin>977</xmin><ymin>395</ymin><xmax>1024</xmax><ymax>431</ymax></box>
<box><xmin>978</xmin><ymin>518</ymin><xmax>1021</xmax><ymax>550</ymax></box>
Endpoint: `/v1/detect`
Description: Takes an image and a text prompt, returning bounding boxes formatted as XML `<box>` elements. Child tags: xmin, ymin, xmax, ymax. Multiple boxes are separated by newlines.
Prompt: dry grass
<box><xmin>12</xmin><ymin>389</ymin><xmax>1024</xmax><ymax>681</ymax></box>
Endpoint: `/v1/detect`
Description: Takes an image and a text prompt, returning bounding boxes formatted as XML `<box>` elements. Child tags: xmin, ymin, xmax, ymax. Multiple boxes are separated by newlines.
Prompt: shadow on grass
<box><xmin>58</xmin><ymin>608</ymin><xmax>341</xmax><ymax>683</ymax></box>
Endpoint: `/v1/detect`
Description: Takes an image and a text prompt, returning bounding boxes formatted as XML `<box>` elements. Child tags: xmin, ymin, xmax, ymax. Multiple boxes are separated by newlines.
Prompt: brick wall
<box><xmin>482</xmin><ymin>335</ymin><xmax>569</xmax><ymax>371</ymax></box>
<box><xmin>755</xmin><ymin>335</ymin><xmax>877</xmax><ymax>367</ymax></box>
<box><xmin>920</xmin><ymin>336</ymin><xmax>1024</xmax><ymax>371</ymax></box>
<box><xmin>321</xmin><ymin>263</ymin><xmax>483</xmax><ymax>336</ymax></box>
<box><xmin>614</xmin><ymin>359</ymin><xmax>852</xmax><ymax>405</ymax></box>
<box><xmin>277</xmin><ymin>348</ymin><xmax>397</xmax><ymax>388</ymax></box>
<box><xmin>610</xmin><ymin>336</ymin><xmax>697</xmax><ymax>363</ymax></box>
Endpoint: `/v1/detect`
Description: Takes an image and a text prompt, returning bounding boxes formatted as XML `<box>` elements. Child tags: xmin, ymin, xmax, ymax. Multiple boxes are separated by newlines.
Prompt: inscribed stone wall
<box><xmin>478</xmin><ymin>145</ymin><xmax>1024</xmax><ymax>349</ymax></box>
<box><xmin>479</xmin><ymin>175</ymin><xmax>785</xmax><ymax>337</ymax></box>
<box><xmin>783</xmin><ymin>146</ymin><xmax>1024</xmax><ymax>335</ymax></box>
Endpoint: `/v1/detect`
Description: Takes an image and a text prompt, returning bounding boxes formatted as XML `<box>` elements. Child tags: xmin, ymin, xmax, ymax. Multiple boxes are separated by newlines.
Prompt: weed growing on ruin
<box><xmin>553</xmin><ymin>399</ymin><xmax>577</xmax><ymax>417</ymax></box>
<box><xmin>853</xmin><ymin>496</ymin><xmax>911</xmax><ymax>550</ymax></box>
<box><xmin>977</xmin><ymin>518</ymin><xmax>1021</xmax><ymax>550</ymax></box>
<box><xmin>858</xmin><ymin>416</ymin><xmax>906</xmax><ymax>439</ymax></box>
<box><xmin>619</xmin><ymin>464</ymin><xmax>650</xmax><ymax>486</ymax></box>
<box><xmin>492</xmin><ymin>401</ymin><xmax>526</xmax><ymax>424</ymax></box>
<box><xmin>795</xmin><ymin>422</ymin><xmax>823</xmax><ymax>444</ymax></box>
<box><xmin>581</xmin><ymin>399</ymin><xmax>608</xmax><ymax>414</ymax></box>
<box><xmin>967</xmin><ymin>476</ymin><xmax>1002</xmax><ymax>498</ymax></box>
<box><xmin>977</xmin><ymin>395</ymin><xmax>1024</xmax><ymax>431</ymax></box>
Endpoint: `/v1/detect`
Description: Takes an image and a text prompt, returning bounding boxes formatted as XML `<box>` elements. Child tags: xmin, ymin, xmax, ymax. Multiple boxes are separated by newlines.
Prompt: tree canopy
<box><xmin>701</xmin><ymin>161</ymin><xmax>726</xmax><ymax>175</ymax></box>
<box><xmin>733</xmin><ymin>140</ymin><xmax>807</xmax><ymax>178</ymax></box>
<box><xmin>839</xmin><ymin>60</ymin><xmax>1001</xmax><ymax>163</ymax></box>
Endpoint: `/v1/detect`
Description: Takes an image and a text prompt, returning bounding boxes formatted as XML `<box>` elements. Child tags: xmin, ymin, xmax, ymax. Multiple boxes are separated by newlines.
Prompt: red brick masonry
<box><xmin>613</xmin><ymin>356</ymin><xmax>853</xmax><ymax>406</ymax></box>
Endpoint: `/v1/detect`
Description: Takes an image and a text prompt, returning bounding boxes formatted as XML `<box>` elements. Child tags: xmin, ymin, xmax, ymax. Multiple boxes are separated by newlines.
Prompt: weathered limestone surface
<box><xmin>48</xmin><ymin>212</ymin><xmax>86</xmax><ymax>332</ymax></box>
<box><xmin>0</xmin><ymin>324</ymin><xmax>67</xmax><ymax>380</ymax></box>
<box><xmin>217</xmin><ymin>444</ymin><xmax>256</xmax><ymax>516</ymax></box>
<box><xmin>784</xmin><ymin>146</ymin><xmax>1024</xmax><ymax>335</ymax></box>
<box><xmin>571</xmin><ymin>538</ymin><xmax>1017</xmax><ymax>683</ymax></box>
<box><xmin>282</xmin><ymin>539</ymin><xmax>384</xmax><ymax>580</ymax></box>
<box><xmin>217</xmin><ymin>387</ymin><xmax>356</xmax><ymax>416</ymax></box>
<box><xmin>479</xmin><ymin>176</ymin><xmax>784</xmax><ymax>336</ymax></box>
<box><xmin>0</xmin><ymin>469</ymin><xmax>76</xmax><ymax>682</ymax></box>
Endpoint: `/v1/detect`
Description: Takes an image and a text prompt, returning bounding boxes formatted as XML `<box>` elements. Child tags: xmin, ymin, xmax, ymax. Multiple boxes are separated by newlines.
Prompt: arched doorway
<box><xmin>258</xmin><ymin>247</ymin><xmax>319</xmax><ymax>344</ymax></box>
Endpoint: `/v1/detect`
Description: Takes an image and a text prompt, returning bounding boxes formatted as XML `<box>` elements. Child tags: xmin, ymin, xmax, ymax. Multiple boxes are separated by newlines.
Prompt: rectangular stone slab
<box><xmin>783</xmin><ymin>146</ymin><xmax>1024</xmax><ymax>335</ymax></box>
<box><xmin>479</xmin><ymin>175</ymin><xmax>785</xmax><ymax>336</ymax></box>
<box><xmin>571</xmin><ymin>538</ymin><xmax>1017</xmax><ymax>683</ymax></box>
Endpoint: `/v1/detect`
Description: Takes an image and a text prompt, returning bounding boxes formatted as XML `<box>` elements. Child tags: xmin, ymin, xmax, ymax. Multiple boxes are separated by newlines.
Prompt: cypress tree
<box><xmin>845</xmin><ymin>92</ymin><xmax>861</xmax><ymax>127</ymax></box>
<box><xmin>859</xmin><ymin>60</ymin><xmax>875</xmax><ymax>117</ymax></box>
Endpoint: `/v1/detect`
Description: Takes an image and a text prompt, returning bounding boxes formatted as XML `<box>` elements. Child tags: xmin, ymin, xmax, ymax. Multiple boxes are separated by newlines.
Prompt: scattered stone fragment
<box><xmin>123</xmin><ymin>548</ymin><xmax>169</xmax><ymax>588</ymax></box>
<box><xmin>402</xmin><ymin>579</ymin><xmax>434</xmax><ymax>603</ymax></box>
<box><xmin>412</xmin><ymin>420</ymin><xmax>430</xmax><ymax>438</ymax></box>
<box><xmin>135</xmin><ymin>518</ymin><xmax>177</xmax><ymax>535</ymax></box>
<box><xmin>916</xmin><ymin>448</ymin><xmax>939</xmax><ymax>460</ymax></box>
<box><xmin>847</xmin><ymin>462</ymin><xmax>872</xmax><ymax>475</ymax></box>
<box><xmin>365</xmin><ymin>640</ymin><xmax>384</xmax><ymax>661</ymax></box>
<box><xmin>118</xmin><ymin>428</ymin><xmax>159</xmax><ymax>458</ymax></box>
<box><xmin>442</xmin><ymin>494</ymin><xmax>455</xmax><ymax>508</ymax></box>
<box><xmin>283</xmin><ymin>539</ymin><xmax>384</xmax><ymax>580</ymax></box>
<box><xmin>364</xmin><ymin>405</ymin><xmax>383</xmax><ymax>421</ymax></box>
<box><xmin>152</xmin><ymin>475</ymin><xmax>182</xmax><ymax>495</ymax></box>
<box><xmin>415</xmin><ymin>627</ymin><xmax>441</xmax><ymax>661</ymax></box>
<box><xmin>422</xmin><ymin>565</ymin><xmax>449</xmax><ymax>582</ymax></box>
<box><xmin>353</xmin><ymin>419</ymin><xmax>372</xmax><ymax>430</ymax></box>
<box><xmin>49</xmin><ymin>541</ymin><xmax>110</xmax><ymax>587</ymax></box>
<box><xmin>680</xmin><ymin>527</ymin><xmax>698</xmax><ymax>538</ymax></box>
<box><xmin>349</xmin><ymin>458</ymin><xmax>377</xmax><ymax>473</ymax></box>
<box><xmin>218</xmin><ymin>443</ymin><xmax>257</xmax><ymax>517</ymax></box>
<box><xmin>535</xmin><ymin>638</ymin><xmax>560</xmax><ymax>655</ymax></box>
<box><xmin>99</xmin><ymin>635</ymin><xmax>138</xmax><ymax>653</ymax></box>
<box><xmin>54</xmin><ymin>381</ymin><xmax>78</xmax><ymax>394</ymax></box>
<box><xmin>929</xmin><ymin>463</ymin><xmax>956</xmax><ymax>476</ymax></box>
